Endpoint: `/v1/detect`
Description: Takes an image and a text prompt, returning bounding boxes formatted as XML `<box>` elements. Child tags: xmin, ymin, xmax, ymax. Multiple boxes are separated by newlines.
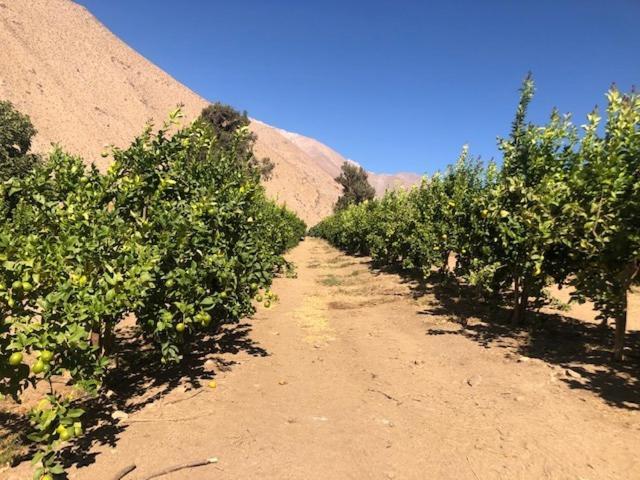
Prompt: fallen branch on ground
<box><xmin>142</xmin><ymin>457</ymin><xmax>218</xmax><ymax>480</ymax></box>
<box><xmin>163</xmin><ymin>389</ymin><xmax>204</xmax><ymax>406</ymax></box>
<box><xmin>112</xmin><ymin>463</ymin><xmax>136</xmax><ymax>480</ymax></box>
<box><xmin>367</xmin><ymin>388</ymin><xmax>402</xmax><ymax>405</ymax></box>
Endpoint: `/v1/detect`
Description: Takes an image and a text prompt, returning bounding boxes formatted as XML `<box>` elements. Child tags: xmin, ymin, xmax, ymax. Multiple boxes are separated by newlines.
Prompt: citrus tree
<box><xmin>471</xmin><ymin>75</ymin><xmax>579</xmax><ymax>323</ymax></box>
<box><xmin>565</xmin><ymin>88</ymin><xmax>640</xmax><ymax>360</ymax></box>
<box><xmin>1</xmin><ymin>108</ymin><xmax>305</xmax><ymax>479</ymax></box>
<box><xmin>312</xmin><ymin>77</ymin><xmax>639</xmax><ymax>360</ymax></box>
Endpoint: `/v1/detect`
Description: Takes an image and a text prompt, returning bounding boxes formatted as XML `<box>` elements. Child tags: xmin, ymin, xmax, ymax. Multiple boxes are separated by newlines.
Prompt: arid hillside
<box><xmin>0</xmin><ymin>0</ymin><xmax>417</xmax><ymax>225</ymax></box>
<box><xmin>279</xmin><ymin>129</ymin><xmax>422</xmax><ymax>196</ymax></box>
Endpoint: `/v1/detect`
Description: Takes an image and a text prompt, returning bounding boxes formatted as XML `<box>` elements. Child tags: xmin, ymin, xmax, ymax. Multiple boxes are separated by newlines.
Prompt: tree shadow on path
<box><xmin>416</xmin><ymin>277</ymin><xmax>640</xmax><ymax>411</ymax></box>
<box><xmin>365</xmin><ymin>259</ymin><xmax>640</xmax><ymax>411</ymax></box>
<box><xmin>4</xmin><ymin>321</ymin><xmax>267</xmax><ymax>475</ymax></box>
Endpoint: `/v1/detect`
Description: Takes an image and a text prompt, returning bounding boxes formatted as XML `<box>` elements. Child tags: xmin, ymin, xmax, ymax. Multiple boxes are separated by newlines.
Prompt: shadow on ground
<box><xmin>5</xmin><ymin>321</ymin><xmax>267</xmax><ymax>474</ymax></box>
<box><xmin>368</xmin><ymin>261</ymin><xmax>640</xmax><ymax>411</ymax></box>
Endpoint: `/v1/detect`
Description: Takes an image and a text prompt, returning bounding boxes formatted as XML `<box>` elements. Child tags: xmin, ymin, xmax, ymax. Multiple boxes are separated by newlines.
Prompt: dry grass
<box><xmin>318</xmin><ymin>275</ymin><xmax>344</xmax><ymax>287</ymax></box>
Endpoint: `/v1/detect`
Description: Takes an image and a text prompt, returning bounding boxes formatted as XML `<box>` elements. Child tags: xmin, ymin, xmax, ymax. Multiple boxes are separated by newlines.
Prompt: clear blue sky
<box><xmin>77</xmin><ymin>0</ymin><xmax>639</xmax><ymax>175</ymax></box>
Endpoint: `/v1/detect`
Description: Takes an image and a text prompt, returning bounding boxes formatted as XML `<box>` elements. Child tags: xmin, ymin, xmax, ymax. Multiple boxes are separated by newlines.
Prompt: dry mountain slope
<box><xmin>0</xmin><ymin>0</ymin><xmax>415</xmax><ymax>225</ymax></box>
<box><xmin>279</xmin><ymin>129</ymin><xmax>422</xmax><ymax>196</ymax></box>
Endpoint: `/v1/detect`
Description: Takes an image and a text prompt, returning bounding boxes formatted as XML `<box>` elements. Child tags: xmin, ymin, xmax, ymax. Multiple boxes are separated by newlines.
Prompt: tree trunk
<box><xmin>510</xmin><ymin>276</ymin><xmax>521</xmax><ymax>325</ymax></box>
<box><xmin>612</xmin><ymin>291</ymin><xmax>628</xmax><ymax>362</ymax></box>
<box><xmin>613</xmin><ymin>261</ymin><xmax>638</xmax><ymax>362</ymax></box>
<box><xmin>510</xmin><ymin>277</ymin><xmax>529</xmax><ymax>326</ymax></box>
<box><xmin>518</xmin><ymin>283</ymin><xmax>529</xmax><ymax>323</ymax></box>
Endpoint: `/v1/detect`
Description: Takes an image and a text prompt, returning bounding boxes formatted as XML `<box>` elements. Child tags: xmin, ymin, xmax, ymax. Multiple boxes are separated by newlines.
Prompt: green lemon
<box><xmin>199</xmin><ymin>312</ymin><xmax>211</xmax><ymax>326</ymax></box>
<box><xmin>40</xmin><ymin>350</ymin><xmax>54</xmax><ymax>363</ymax></box>
<box><xmin>11</xmin><ymin>280</ymin><xmax>22</xmax><ymax>291</ymax></box>
<box><xmin>8</xmin><ymin>352</ymin><xmax>23</xmax><ymax>366</ymax></box>
<box><xmin>32</xmin><ymin>359</ymin><xmax>46</xmax><ymax>374</ymax></box>
<box><xmin>175</xmin><ymin>322</ymin><xmax>186</xmax><ymax>333</ymax></box>
<box><xmin>59</xmin><ymin>428</ymin><xmax>71</xmax><ymax>441</ymax></box>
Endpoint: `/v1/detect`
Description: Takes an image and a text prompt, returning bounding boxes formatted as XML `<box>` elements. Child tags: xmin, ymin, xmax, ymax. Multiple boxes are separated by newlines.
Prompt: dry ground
<box><xmin>4</xmin><ymin>238</ymin><xmax>640</xmax><ymax>480</ymax></box>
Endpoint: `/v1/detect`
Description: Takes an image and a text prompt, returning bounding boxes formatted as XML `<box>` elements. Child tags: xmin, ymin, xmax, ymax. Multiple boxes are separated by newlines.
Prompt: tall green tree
<box><xmin>0</xmin><ymin>100</ymin><xmax>41</xmax><ymax>181</ymax></box>
<box><xmin>566</xmin><ymin>88</ymin><xmax>640</xmax><ymax>360</ymax></box>
<box><xmin>481</xmin><ymin>75</ymin><xmax>578</xmax><ymax>324</ymax></box>
<box><xmin>200</xmin><ymin>102</ymin><xmax>274</xmax><ymax>179</ymax></box>
<box><xmin>334</xmin><ymin>161</ymin><xmax>376</xmax><ymax>212</ymax></box>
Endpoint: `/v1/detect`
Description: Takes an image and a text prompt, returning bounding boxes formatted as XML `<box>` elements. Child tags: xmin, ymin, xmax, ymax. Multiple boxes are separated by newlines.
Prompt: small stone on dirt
<box><xmin>204</xmin><ymin>359</ymin><xmax>216</xmax><ymax>371</ymax></box>
<box><xmin>278</xmin><ymin>380</ymin><xmax>288</xmax><ymax>385</ymax></box>
<box><xmin>111</xmin><ymin>410</ymin><xmax>128</xmax><ymax>421</ymax></box>
<box><xmin>565</xmin><ymin>369</ymin><xmax>583</xmax><ymax>380</ymax></box>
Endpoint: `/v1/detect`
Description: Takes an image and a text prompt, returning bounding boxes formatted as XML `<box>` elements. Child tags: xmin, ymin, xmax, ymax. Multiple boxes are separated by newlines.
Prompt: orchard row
<box><xmin>312</xmin><ymin>76</ymin><xmax>639</xmax><ymax>363</ymax></box>
<box><xmin>0</xmin><ymin>108</ymin><xmax>305</xmax><ymax>478</ymax></box>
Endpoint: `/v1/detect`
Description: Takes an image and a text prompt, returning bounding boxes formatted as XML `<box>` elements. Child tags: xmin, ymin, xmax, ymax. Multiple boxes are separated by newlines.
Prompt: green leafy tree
<box><xmin>467</xmin><ymin>75</ymin><xmax>578</xmax><ymax>324</ymax></box>
<box><xmin>334</xmin><ymin>162</ymin><xmax>376</xmax><ymax>212</ymax></box>
<box><xmin>0</xmin><ymin>100</ymin><xmax>41</xmax><ymax>181</ymax></box>
<box><xmin>1</xmin><ymin>108</ymin><xmax>305</xmax><ymax>479</ymax></box>
<box><xmin>565</xmin><ymin>88</ymin><xmax>640</xmax><ymax>360</ymax></box>
<box><xmin>200</xmin><ymin>102</ymin><xmax>274</xmax><ymax>180</ymax></box>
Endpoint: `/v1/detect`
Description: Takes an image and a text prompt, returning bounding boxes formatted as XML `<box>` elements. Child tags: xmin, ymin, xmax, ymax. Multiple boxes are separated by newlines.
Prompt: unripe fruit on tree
<box><xmin>32</xmin><ymin>360</ymin><xmax>45</xmax><ymax>374</ymax></box>
<box><xmin>175</xmin><ymin>323</ymin><xmax>186</xmax><ymax>333</ymax></box>
<box><xmin>12</xmin><ymin>280</ymin><xmax>22</xmax><ymax>291</ymax></box>
<box><xmin>22</xmin><ymin>282</ymin><xmax>33</xmax><ymax>292</ymax></box>
<box><xmin>40</xmin><ymin>350</ymin><xmax>54</xmax><ymax>363</ymax></box>
<box><xmin>220</xmin><ymin>291</ymin><xmax>228</xmax><ymax>300</ymax></box>
<box><xmin>198</xmin><ymin>312</ymin><xmax>211</xmax><ymax>327</ymax></box>
<box><xmin>59</xmin><ymin>428</ymin><xmax>71</xmax><ymax>441</ymax></box>
<box><xmin>8</xmin><ymin>352</ymin><xmax>23</xmax><ymax>366</ymax></box>
<box><xmin>40</xmin><ymin>474</ymin><xmax>53</xmax><ymax>480</ymax></box>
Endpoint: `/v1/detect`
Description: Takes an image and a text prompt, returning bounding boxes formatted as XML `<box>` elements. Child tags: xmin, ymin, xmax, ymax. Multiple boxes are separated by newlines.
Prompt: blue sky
<box><xmin>77</xmin><ymin>0</ymin><xmax>639</xmax><ymax>175</ymax></box>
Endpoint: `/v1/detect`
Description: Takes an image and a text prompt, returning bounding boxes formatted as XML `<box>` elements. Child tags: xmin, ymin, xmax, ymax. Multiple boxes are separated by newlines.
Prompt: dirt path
<box><xmin>6</xmin><ymin>238</ymin><xmax>640</xmax><ymax>480</ymax></box>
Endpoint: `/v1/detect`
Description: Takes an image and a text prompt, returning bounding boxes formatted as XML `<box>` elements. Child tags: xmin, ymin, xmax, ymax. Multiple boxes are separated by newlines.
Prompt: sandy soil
<box><xmin>5</xmin><ymin>238</ymin><xmax>639</xmax><ymax>480</ymax></box>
